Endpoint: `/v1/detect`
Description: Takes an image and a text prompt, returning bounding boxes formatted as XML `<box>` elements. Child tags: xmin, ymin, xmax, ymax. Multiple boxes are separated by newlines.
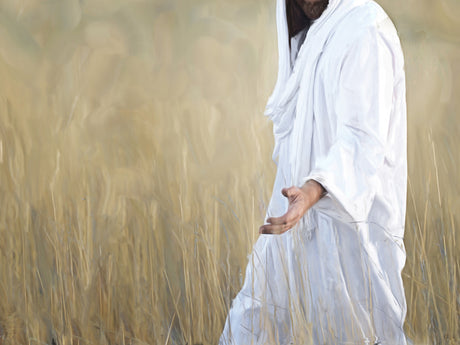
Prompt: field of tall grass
<box><xmin>0</xmin><ymin>0</ymin><xmax>458</xmax><ymax>344</ymax></box>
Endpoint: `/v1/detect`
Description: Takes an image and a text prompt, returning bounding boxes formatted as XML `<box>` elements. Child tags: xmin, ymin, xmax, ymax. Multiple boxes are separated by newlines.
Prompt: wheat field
<box><xmin>0</xmin><ymin>0</ymin><xmax>459</xmax><ymax>344</ymax></box>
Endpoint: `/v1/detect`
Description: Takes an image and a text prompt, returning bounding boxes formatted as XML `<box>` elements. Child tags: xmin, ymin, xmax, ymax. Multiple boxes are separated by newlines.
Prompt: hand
<box><xmin>259</xmin><ymin>180</ymin><xmax>325</xmax><ymax>235</ymax></box>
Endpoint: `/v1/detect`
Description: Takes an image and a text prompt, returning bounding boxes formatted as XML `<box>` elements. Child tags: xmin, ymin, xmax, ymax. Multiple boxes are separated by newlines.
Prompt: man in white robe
<box><xmin>219</xmin><ymin>0</ymin><xmax>407</xmax><ymax>344</ymax></box>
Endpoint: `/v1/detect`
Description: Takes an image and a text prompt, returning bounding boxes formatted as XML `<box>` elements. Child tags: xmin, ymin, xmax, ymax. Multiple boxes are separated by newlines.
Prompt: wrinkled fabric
<box><xmin>219</xmin><ymin>0</ymin><xmax>407</xmax><ymax>344</ymax></box>
<box><xmin>264</xmin><ymin>0</ymin><xmax>366</xmax><ymax>171</ymax></box>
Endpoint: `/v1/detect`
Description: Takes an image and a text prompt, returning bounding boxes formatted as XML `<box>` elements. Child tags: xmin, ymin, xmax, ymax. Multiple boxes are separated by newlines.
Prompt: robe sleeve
<box><xmin>303</xmin><ymin>26</ymin><xmax>395</xmax><ymax>223</ymax></box>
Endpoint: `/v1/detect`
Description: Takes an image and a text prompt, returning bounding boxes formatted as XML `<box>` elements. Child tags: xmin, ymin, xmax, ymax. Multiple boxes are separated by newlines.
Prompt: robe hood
<box><xmin>266</xmin><ymin>0</ymin><xmax>342</xmax><ymax>117</ymax></box>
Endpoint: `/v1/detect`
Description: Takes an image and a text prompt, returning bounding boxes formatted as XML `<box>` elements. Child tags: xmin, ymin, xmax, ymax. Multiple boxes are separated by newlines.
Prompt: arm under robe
<box><xmin>304</xmin><ymin>26</ymin><xmax>396</xmax><ymax>224</ymax></box>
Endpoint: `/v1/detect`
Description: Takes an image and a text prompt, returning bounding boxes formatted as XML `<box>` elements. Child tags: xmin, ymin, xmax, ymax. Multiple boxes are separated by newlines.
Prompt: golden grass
<box><xmin>0</xmin><ymin>0</ymin><xmax>458</xmax><ymax>344</ymax></box>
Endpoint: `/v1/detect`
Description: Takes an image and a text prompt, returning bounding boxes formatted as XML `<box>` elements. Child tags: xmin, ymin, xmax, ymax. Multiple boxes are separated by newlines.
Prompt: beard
<box><xmin>297</xmin><ymin>0</ymin><xmax>330</xmax><ymax>20</ymax></box>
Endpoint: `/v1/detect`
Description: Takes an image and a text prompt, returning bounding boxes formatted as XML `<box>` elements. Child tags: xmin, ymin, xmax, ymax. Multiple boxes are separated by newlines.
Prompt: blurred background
<box><xmin>0</xmin><ymin>0</ymin><xmax>458</xmax><ymax>344</ymax></box>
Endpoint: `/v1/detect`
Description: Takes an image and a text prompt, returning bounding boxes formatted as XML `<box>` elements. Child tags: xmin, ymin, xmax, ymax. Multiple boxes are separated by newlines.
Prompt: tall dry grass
<box><xmin>0</xmin><ymin>0</ymin><xmax>458</xmax><ymax>344</ymax></box>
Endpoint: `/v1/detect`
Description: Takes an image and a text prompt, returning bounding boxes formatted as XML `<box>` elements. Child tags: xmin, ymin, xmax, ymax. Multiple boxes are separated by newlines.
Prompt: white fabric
<box><xmin>219</xmin><ymin>0</ymin><xmax>408</xmax><ymax>344</ymax></box>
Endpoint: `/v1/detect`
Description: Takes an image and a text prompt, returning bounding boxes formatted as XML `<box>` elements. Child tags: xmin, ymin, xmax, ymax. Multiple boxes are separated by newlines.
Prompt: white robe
<box><xmin>219</xmin><ymin>1</ymin><xmax>407</xmax><ymax>344</ymax></box>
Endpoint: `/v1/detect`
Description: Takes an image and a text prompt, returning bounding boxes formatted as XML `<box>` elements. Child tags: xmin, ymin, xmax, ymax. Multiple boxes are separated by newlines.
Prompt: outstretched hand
<box><xmin>259</xmin><ymin>180</ymin><xmax>326</xmax><ymax>235</ymax></box>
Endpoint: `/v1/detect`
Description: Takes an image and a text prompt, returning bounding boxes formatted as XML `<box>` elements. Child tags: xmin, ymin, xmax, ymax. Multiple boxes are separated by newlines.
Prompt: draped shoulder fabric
<box><xmin>219</xmin><ymin>0</ymin><xmax>408</xmax><ymax>344</ymax></box>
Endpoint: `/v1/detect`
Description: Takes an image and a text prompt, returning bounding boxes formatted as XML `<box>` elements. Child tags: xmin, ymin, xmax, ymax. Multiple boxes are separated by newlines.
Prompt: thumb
<box><xmin>282</xmin><ymin>187</ymin><xmax>292</xmax><ymax>198</ymax></box>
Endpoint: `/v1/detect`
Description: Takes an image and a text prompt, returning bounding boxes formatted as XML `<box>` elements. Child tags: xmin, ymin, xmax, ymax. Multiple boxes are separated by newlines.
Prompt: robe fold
<box><xmin>219</xmin><ymin>0</ymin><xmax>407</xmax><ymax>344</ymax></box>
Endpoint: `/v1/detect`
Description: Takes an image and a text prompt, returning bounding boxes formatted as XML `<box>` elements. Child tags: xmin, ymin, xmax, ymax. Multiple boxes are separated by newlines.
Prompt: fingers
<box><xmin>267</xmin><ymin>206</ymin><xmax>302</xmax><ymax>226</ymax></box>
<box><xmin>259</xmin><ymin>214</ymin><xmax>298</xmax><ymax>235</ymax></box>
<box><xmin>259</xmin><ymin>223</ymin><xmax>291</xmax><ymax>235</ymax></box>
<box><xmin>266</xmin><ymin>215</ymin><xmax>286</xmax><ymax>225</ymax></box>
